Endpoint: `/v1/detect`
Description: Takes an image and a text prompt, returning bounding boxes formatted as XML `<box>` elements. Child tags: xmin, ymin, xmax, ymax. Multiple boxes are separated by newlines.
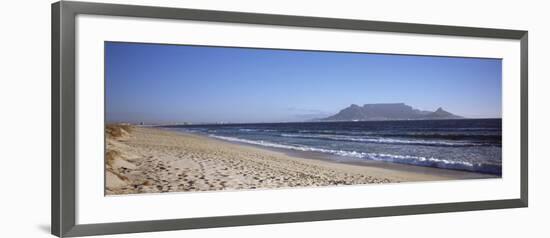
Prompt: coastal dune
<box><xmin>105</xmin><ymin>125</ymin><xmax>488</xmax><ymax>195</ymax></box>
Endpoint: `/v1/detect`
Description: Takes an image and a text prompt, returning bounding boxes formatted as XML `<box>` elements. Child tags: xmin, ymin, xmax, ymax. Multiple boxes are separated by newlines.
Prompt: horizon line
<box><xmin>107</xmin><ymin>117</ymin><xmax>503</xmax><ymax>126</ymax></box>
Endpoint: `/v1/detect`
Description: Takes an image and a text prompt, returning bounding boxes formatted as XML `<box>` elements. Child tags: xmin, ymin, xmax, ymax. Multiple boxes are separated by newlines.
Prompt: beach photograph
<box><xmin>105</xmin><ymin>42</ymin><xmax>502</xmax><ymax>195</ymax></box>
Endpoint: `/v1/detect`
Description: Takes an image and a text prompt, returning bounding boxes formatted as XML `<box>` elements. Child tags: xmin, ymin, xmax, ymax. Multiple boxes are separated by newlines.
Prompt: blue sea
<box><xmin>162</xmin><ymin>119</ymin><xmax>502</xmax><ymax>175</ymax></box>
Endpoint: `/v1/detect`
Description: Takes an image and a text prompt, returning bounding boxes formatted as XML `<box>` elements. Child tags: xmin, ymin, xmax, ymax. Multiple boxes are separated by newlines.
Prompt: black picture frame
<box><xmin>52</xmin><ymin>1</ymin><xmax>528</xmax><ymax>237</ymax></box>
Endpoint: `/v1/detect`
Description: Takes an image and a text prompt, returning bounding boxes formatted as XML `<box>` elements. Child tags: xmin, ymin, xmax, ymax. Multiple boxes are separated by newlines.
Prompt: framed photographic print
<box><xmin>52</xmin><ymin>1</ymin><xmax>528</xmax><ymax>237</ymax></box>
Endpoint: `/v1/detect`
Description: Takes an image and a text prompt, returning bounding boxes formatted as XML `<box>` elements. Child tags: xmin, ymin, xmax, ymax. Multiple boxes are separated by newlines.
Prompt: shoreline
<box><xmin>188</xmin><ymin>131</ymin><xmax>494</xmax><ymax>180</ymax></box>
<box><xmin>106</xmin><ymin>126</ymin><xmax>496</xmax><ymax>195</ymax></box>
<box><xmin>166</xmin><ymin>128</ymin><xmax>497</xmax><ymax>179</ymax></box>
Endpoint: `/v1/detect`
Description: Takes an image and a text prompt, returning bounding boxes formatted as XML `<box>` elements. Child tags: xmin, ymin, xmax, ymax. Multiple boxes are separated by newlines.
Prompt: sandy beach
<box><xmin>105</xmin><ymin>125</ymin><xmax>494</xmax><ymax>195</ymax></box>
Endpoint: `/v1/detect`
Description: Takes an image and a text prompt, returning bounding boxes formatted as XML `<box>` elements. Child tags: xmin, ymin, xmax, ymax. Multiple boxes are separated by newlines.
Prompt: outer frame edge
<box><xmin>58</xmin><ymin>1</ymin><xmax>78</xmax><ymax>237</ymax></box>
<box><xmin>520</xmin><ymin>31</ymin><xmax>529</xmax><ymax>207</ymax></box>
<box><xmin>51</xmin><ymin>1</ymin><xmax>62</xmax><ymax>237</ymax></box>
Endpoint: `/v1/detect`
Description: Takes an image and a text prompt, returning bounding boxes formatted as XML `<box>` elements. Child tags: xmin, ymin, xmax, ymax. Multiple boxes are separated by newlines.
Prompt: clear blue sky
<box><xmin>105</xmin><ymin>42</ymin><xmax>502</xmax><ymax>124</ymax></box>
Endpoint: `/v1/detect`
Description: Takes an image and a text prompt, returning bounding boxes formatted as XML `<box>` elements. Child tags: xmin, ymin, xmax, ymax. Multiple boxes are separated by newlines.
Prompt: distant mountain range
<box><xmin>320</xmin><ymin>103</ymin><xmax>463</xmax><ymax>121</ymax></box>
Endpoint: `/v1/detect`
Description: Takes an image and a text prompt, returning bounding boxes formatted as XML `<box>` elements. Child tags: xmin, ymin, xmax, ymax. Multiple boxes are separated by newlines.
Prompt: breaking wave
<box><xmin>208</xmin><ymin>134</ymin><xmax>500</xmax><ymax>174</ymax></box>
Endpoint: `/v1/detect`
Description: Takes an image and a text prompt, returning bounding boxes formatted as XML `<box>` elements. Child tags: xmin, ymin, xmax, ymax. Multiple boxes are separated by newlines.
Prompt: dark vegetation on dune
<box><xmin>106</xmin><ymin>124</ymin><xmax>132</xmax><ymax>139</ymax></box>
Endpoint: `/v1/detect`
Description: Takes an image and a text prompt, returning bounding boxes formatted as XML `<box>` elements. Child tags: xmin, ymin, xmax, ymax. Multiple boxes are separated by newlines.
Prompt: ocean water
<box><xmin>162</xmin><ymin>119</ymin><xmax>502</xmax><ymax>175</ymax></box>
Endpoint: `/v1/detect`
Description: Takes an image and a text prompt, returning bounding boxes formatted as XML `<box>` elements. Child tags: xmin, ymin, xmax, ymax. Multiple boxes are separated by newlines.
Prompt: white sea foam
<box><xmin>208</xmin><ymin>134</ymin><xmax>478</xmax><ymax>169</ymax></box>
<box><xmin>209</xmin><ymin>135</ymin><xmax>343</xmax><ymax>155</ymax></box>
<box><xmin>279</xmin><ymin>133</ymin><xmax>483</xmax><ymax>147</ymax></box>
<box><xmin>238</xmin><ymin>128</ymin><xmax>259</xmax><ymax>132</ymax></box>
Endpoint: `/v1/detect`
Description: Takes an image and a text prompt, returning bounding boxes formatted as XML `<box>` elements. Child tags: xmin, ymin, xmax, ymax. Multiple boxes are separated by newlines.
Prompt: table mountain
<box><xmin>321</xmin><ymin>103</ymin><xmax>463</xmax><ymax>121</ymax></box>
